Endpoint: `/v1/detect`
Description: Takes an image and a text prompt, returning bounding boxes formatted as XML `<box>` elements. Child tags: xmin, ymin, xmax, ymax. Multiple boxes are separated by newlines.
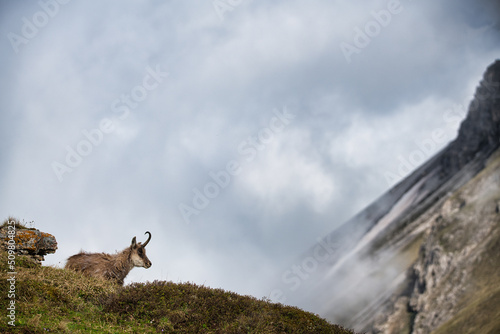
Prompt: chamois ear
<box><xmin>131</xmin><ymin>236</ymin><xmax>137</xmax><ymax>247</ymax></box>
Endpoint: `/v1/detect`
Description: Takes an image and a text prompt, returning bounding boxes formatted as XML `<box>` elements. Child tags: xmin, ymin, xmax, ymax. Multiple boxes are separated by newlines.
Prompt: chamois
<box><xmin>65</xmin><ymin>231</ymin><xmax>152</xmax><ymax>285</ymax></box>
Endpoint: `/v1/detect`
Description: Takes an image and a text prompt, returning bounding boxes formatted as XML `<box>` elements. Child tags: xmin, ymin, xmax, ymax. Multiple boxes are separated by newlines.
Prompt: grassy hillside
<box><xmin>0</xmin><ymin>247</ymin><xmax>355</xmax><ymax>334</ymax></box>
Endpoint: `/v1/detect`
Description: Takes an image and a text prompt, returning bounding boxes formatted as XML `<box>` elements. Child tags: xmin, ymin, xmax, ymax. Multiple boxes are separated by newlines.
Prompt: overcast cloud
<box><xmin>0</xmin><ymin>0</ymin><xmax>499</xmax><ymax>311</ymax></box>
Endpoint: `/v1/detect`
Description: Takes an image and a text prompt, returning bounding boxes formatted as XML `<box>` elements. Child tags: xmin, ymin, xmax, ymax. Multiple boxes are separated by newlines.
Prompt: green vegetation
<box><xmin>0</xmin><ymin>248</ymin><xmax>355</xmax><ymax>333</ymax></box>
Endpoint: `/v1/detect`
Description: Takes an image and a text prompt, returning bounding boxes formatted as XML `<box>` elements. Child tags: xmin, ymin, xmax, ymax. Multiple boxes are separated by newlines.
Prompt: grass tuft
<box><xmin>1</xmin><ymin>217</ymin><xmax>36</xmax><ymax>230</ymax></box>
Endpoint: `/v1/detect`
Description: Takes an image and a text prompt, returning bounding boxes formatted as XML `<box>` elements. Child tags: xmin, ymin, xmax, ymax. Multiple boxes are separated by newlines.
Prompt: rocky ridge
<box><xmin>439</xmin><ymin>60</ymin><xmax>500</xmax><ymax>176</ymax></box>
<box><xmin>358</xmin><ymin>60</ymin><xmax>500</xmax><ymax>332</ymax></box>
<box><xmin>373</xmin><ymin>149</ymin><xmax>500</xmax><ymax>333</ymax></box>
<box><xmin>284</xmin><ymin>60</ymin><xmax>500</xmax><ymax>333</ymax></box>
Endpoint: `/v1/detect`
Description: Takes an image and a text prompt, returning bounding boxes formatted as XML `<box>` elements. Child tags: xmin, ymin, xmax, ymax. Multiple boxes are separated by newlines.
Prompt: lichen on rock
<box><xmin>0</xmin><ymin>217</ymin><xmax>57</xmax><ymax>265</ymax></box>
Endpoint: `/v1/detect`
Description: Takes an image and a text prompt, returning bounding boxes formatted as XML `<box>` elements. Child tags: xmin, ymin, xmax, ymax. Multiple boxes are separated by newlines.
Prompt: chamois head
<box><xmin>130</xmin><ymin>231</ymin><xmax>152</xmax><ymax>269</ymax></box>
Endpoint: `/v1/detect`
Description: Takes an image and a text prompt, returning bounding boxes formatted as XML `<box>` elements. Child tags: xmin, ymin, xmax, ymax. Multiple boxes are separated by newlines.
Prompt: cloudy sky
<box><xmin>1</xmin><ymin>0</ymin><xmax>499</xmax><ymax>311</ymax></box>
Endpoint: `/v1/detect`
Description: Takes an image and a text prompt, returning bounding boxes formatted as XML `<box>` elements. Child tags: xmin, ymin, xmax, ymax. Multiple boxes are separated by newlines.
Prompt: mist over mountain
<box><xmin>274</xmin><ymin>60</ymin><xmax>500</xmax><ymax>333</ymax></box>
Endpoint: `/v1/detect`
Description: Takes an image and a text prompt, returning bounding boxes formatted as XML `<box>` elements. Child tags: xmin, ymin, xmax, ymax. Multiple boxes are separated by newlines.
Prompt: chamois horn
<box><xmin>143</xmin><ymin>231</ymin><xmax>152</xmax><ymax>247</ymax></box>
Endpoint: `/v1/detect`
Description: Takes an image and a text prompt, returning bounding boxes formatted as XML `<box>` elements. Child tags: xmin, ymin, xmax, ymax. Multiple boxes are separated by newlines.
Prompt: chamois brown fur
<box><xmin>65</xmin><ymin>232</ymin><xmax>152</xmax><ymax>285</ymax></box>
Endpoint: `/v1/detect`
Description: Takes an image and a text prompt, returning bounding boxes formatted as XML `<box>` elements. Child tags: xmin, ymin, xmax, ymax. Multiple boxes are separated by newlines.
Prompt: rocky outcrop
<box><xmin>370</xmin><ymin>61</ymin><xmax>500</xmax><ymax>333</ymax></box>
<box><xmin>287</xmin><ymin>60</ymin><xmax>500</xmax><ymax>333</ymax></box>
<box><xmin>439</xmin><ymin>60</ymin><xmax>500</xmax><ymax>177</ymax></box>
<box><xmin>373</xmin><ymin>148</ymin><xmax>500</xmax><ymax>333</ymax></box>
<box><xmin>0</xmin><ymin>219</ymin><xmax>57</xmax><ymax>265</ymax></box>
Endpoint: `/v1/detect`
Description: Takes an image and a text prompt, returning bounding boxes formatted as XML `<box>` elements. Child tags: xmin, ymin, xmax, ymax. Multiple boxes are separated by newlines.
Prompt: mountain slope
<box><xmin>279</xmin><ymin>60</ymin><xmax>500</xmax><ymax>333</ymax></box>
<box><xmin>0</xmin><ymin>247</ymin><xmax>355</xmax><ymax>334</ymax></box>
<box><xmin>374</xmin><ymin>148</ymin><xmax>500</xmax><ymax>333</ymax></box>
